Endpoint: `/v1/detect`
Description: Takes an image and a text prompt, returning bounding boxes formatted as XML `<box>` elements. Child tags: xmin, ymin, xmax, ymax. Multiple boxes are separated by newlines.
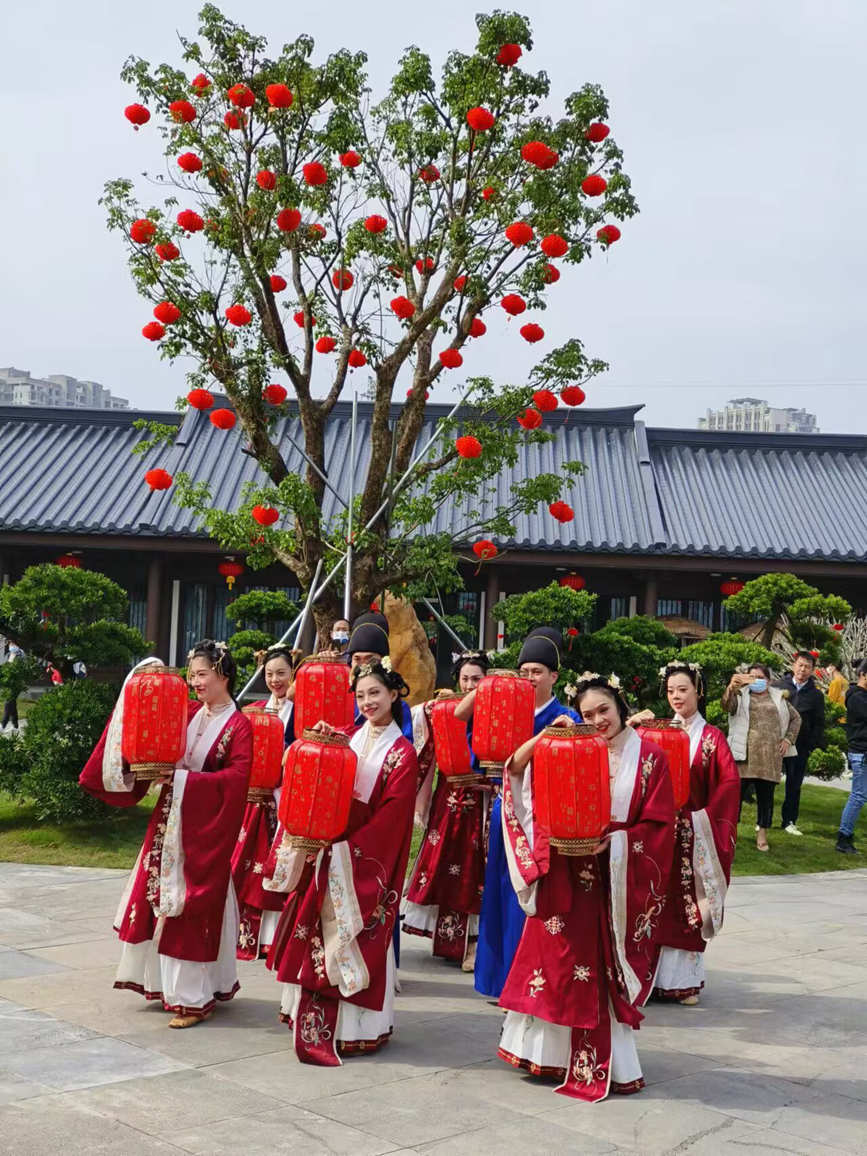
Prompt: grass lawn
<box><xmin>0</xmin><ymin>782</ymin><xmax>861</xmax><ymax>876</ymax></box>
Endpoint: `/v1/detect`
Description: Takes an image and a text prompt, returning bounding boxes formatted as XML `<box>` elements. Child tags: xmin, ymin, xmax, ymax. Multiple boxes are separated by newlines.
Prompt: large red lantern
<box><xmin>122</xmin><ymin>668</ymin><xmax>189</xmax><ymax>782</ymax></box>
<box><xmin>280</xmin><ymin>730</ymin><xmax>357</xmax><ymax>850</ymax></box>
<box><xmin>293</xmin><ymin>657</ymin><xmax>354</xmax><ymax>739</ymax></box>
<box><xmin>534</xmin><ymin>724</ymin><xmax>610</xmax><ymax>854</ymax></box>
<box><xmin>638</xmin><ymin>719</ymin><xmax>691</xmax><ymax>810</ymax></box>
<box><xmin>242</xmin><ymin>708</ymin><xmax>285</xmax><ymax>800</ymax></box>
<box><xmin>431</xmin><ymin>693</ymin><xmax>478</xmax><ymax>786</ymax></box>
<box><xmin>218</xmin><ymin>559</ymin><xmax>244</xmax><ymax>589</ymax></box>
<box><xmin>56</xmin><ymin>554</ymin><xmax>81</xmax><ymax>568</ymax></box>
<box><xmin>720</xmin><ymin>579</ymin><xmax>744</xmax><ymax>597</ymax></box>
<box><xmin>471</xmin><ymin>671</ymin><xmax>535</xmax><ymax>773</ymax></box>
<box><xmin>559</xmin><ymin>573</ymin><xmax>585</xmax><ymax>591</ymax></box>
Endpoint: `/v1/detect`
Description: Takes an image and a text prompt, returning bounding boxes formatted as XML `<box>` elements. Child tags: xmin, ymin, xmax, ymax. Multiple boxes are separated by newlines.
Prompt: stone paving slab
<box><xmin>0</xmin><ymin>861</ymin><xmax>865</xmax><ymax>1154</ymax></box>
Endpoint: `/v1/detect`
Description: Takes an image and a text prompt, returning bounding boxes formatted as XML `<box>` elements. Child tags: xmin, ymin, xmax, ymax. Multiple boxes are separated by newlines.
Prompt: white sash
<box><xmin>101</xmin><ymin>657</ymin><xmax>165</xmax><ymax>792</ymax></box>
<box><xmin>178</xmin><ymin>705</ymin><xmax>237</xmax><ymax>774</ymax></box>
<box><xmin>349</xmin><ymin>720</ymin><xmax>402</xmax><ymax>804</ymax></box>
<box><xmin>607</xmin><ymin>726</ymin><xmax>642</xmax><ymax>1004</ymax></box>
<box><xmin>675</xmin><ymin>711</ymin><xmax>706</xmax><ymax>766</ymax></box>
<box><xmin>266</xmin><ymin>694</ymin><xmax>294</xmax><ymax>727</ymax></box>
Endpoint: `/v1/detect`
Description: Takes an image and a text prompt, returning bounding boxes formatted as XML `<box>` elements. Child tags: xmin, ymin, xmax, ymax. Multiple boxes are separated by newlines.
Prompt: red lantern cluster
<box><xmin>187</xmin><ymin>388</ymin><xmax>214</xmax><ymax>410</ymax></box>
<box><xmin>144</xmin><ymin>468</ymin><xmax>173</xmax><ymax>490</ymax></box>
<box><xmin>561</xmin><ymin>385</ymin><xmax>586</xmax><ymax>406</ymax></box>
<box><xmin>501</xmin><ymin>294</ymin><xmax>526</xmax><ymax>316</ymax></box>
<box><xmin>431</xmin><ymin>694</ymin><xmax>478</xmax><ymax>785</ymax></box>
<box><xmin>638</xmin><ymin>720</ymin><xmax>690</xmax><ymax>809</ymax></box>
<box><xmin>517</xmin><ymin>407</ymin><xmax>542</xmax><ymax>429</ymax></box>
<box><xmin>559</xmin><ymin>573</ymin><xmax>586</xmax><ymax>591</ymax></box>
<box><xmin>142</xmin><ymin>321</ymin><xmax>165</xmax><ymax>341</ymax></box>
<box><xmin>225</xmin><ymin>304</ymin><xmax>252</xmax><ymax>326</ymax></box>
<box><xmin>471</xmin><ymin>672</ymin><xmax>535</xmax><ymax>772</ymax></box>
<box><xmin>153</xmin><ymin>302</ymin><xmax>181</xmax><ymax>325</ymax></box>
<box><xmin>130</xmin><ymin>219</ymin><xmax>156</xmax><ymax>244</ymax></box>
<box><xmin>496</xmin><ymin>43</ymin><xmax>522</xmax><ymax>67</ymax></box>
<box><xmin>124</xmin><ymin>103</ymin><xmax>150</xmax><ymax>128</ymax></box>
<box><xmin>177</xmin><ymin>209</ymin><xmax>204</xmax><ymax>233</ymax></box>
<box><xmin>532</xmin><ymin>389</ymin><xmax>558</xmax><ymax>412</ymax></box>
<box><xmin>210</xmin><ymin>408</ymin><xmax>236</xmax><ymax>430</ymax></box>
<box><xmin>293</xmin><ymin>658</ymin><xmax>354</xmax><ymax>739</ymax></box>
<box><xmin>456</xmin><ymin>435</ymin><xmax>482</xmax><ymax>459</ymax></box>
<box><xmin>520</xmin><ymin>322</ymin><xmax>545</xmax><ymax>343</ymax></box>
<box><xmin>266</xmin><ymin>83</ymin><xmax>293</xmax><ymax>109</ymax></box>
<box><xmin>122</xmin><ymin>668</ymin><xmax>189</xmax><ymax>782</ymax></box>
<box><xmin>581</xmin><ymin>174</ymin><xmax>608</xmax><ymax>197</ymax></box>
<box><xmin>535</xmin><ymin>724</ymin><xmax>610</xmax><ymax>853</ymax></box>
<box><xmin>252</xmin><ymin>505</ymin><xmax>279</xmax><ymax>526</ymax></box>
<box><xmin>391</xmin><ymin>295</ymin><xmax>415</xmax><ymax>320</ymax></box>
<box><xmin>242</xmin><ymin>708</ymin><xmax>285</xmax><ymax>795</ymax></box>
<box><xmin>506</xmin><ymin>221</ymin><xmax>534</xmax><ymax>247</ymax></box>
<box><xmin>549</xmin><ymin>500</ymin><xmax>574</xmax><ymax>523</ymax></box>
<box><xmin>277</xmin><ymin>207</ymin><xmax>301</xmax><ymax>232</ymax></box>
<box><xmin>169</xmin><ymin>99</ymin><xmax>196</xmax><ymax>123</ymax></box>
<box><xmin>280</xmin><ymin>730</ymin><xmax>356</xmax><ymax>849</ymax></box>
<box><xmin>541</xmin><ymin>233</ymin><xmax>568</xmax><ymax>258</ymax></box>
<box><xmin>303</xmin><ymin>162</ymin><xmax>328</xmax><ymax>186</ymax></box>
<box><xmin>720</xmin><ymin>580</ymin><xmax>744</xmax><ymax>597</ymax></box>
<box><xmin>262</xmin><ymin>383</ymin><xmax>288</xmax><ymax>404</ymax></box>
<box><xmin>521</xmin><ymin>140</ymin><xmax>558</xmax><ymax>169</ymax></box>
<box><xmin>340</xmin><ymin>150</ymin><xmax>361</xmax><ymax>168</ymax></box>
<box><xmin>227</xmin><ymin>83</ymin><xmax>255</xmax><ymax>108</ymax></box>
<box><xmin>364</xmin><ymin>214</ymin><xmax>388</xmax><ymax>234</ymax></box>
<box><xmin>466</xmin><ymin>107</ymin><xmax>495</xmax><ymax>132</ymax></box>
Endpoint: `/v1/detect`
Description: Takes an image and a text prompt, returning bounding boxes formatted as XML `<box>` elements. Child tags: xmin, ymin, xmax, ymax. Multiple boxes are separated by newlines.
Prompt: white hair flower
<box><xmin>381</xmin><ymin>655</ymin><xmax>393</xmax><ymax>672</ymax></box>
<box><xmin>608</xmin><ymin>672</ymin><xmax>621</xmax><ymax>689</ymax></box>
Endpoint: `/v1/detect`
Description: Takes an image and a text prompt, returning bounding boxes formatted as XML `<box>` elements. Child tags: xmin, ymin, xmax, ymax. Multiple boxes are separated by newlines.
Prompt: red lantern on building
<box><xmin>637</xmin><ymin>719</ymin><xmax>691</xmax><ymax>809</ymax></box>
<box><xmin>431</xmin><ymin>693</ymin><xmax>478</xmax><ymax>786</ymax></box>
<box><xmin>559</xmin><ymin>573</ymin><xmax>585</xmax><ymax>591</ymax></box>
<box><xmin>242</xmin><ymin>708</ymin><xmax>285</xmax><ymax>800</ymax></box>
<box><xmin>534</xmin><ymin>723</ymin><xmax>610</xmax><ymax>853</ymax></box>
<box><xmin>122</xmin><ymin>667</ymin><xmax>189</xmax><ymax>782</ymax></box>
<box><xmin>279</xmin><ymin>730</ymin><xmax>357</xmax><ymax>850</ymax></box>
<box><xmin>56</xmin><ymin>554</ymin><xmax>82</xmax><ymax>568</ymax></box>
<box><xmin>293</xmin><ymin>656</ymin><xmax>354</xmax><ymax>739</ymax></box>
<box><xmin>471</xmin><ymin>671</ymin><xmax>535</xmax><ymax>773</ymax></box>
<box><xmin>218</xmin><ymin>559</ymin><xmax>244</xmax><ymax>589</ymax></box>
<box><xmin>720</xmin><ymin>579</ymin><xmax>744</xmax><ymax>597</ymax></box>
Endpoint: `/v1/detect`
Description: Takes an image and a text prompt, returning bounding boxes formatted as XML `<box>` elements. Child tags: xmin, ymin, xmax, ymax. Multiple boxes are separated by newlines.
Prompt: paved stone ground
<box><xmin>1</xmin><ymin>864</ymin><xmax>866</xmax><ymax>1155</ymax></box>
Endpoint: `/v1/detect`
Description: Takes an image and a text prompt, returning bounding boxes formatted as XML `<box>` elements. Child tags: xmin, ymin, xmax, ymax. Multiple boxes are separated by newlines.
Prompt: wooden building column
<box><xmin>145</xmin><ymin>557</ymin><xmax>163</xmax><ymax>650</ymax></box>
<box><xmin>642</xmin><ymin>574</ymin><xmax>658</xmax><ymax>618</ymax></box>
<box><xmin>483</xmin><ymin>567</ymin><xmax>500</xmax><ymax>650</ymax></box>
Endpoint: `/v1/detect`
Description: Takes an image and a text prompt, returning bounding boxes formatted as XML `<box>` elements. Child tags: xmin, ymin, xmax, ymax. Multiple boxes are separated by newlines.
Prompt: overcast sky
<box><xmin>3</xmin><ymin>0</ymin><xmax>865</xmax><ymax>431</ymax></box>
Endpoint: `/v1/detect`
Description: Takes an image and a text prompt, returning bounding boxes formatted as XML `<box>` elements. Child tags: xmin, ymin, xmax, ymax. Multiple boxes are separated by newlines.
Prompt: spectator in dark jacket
<box><xmin>775</xmin><ymin>651</ymin><xmax>824</xmax><ymax>835</ymax></box>
<box><xmin>836</xmin><ymin>661</ymin><xmax>867</xmax><ymax>853</ymax></box>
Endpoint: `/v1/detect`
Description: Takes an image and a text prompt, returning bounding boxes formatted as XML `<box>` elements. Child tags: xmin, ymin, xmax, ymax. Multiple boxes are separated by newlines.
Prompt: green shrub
<box><xmin>807</xmin><ymin>745</ymin><xmax>847</xmax><ymax>782</ymax></box>
<box><xmin>0</xmin><ymin>733</ymin><xmax>29</xmax><ymax>797</ymax></box>
<box><xmin>17</xmin><ymin>682</ymin><xmax>119</xmax><ymax>821</ymax></box>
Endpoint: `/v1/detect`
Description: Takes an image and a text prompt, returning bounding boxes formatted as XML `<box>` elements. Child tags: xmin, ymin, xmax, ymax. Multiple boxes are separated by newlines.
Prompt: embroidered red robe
<box><xmin>79</xmin><ymin>701</ymin><xmax>252</xmax><ymax>964</ymax></box>
<box><xmin>265</xmin><ymin>720</ymin><xmax>418</xmax><ymax>1066</ymax></box>
<box><xmin>497</xmin><ymin>729</ymin><xmax>674</xmax><ymax>1102</ymax></box>
<box><xmin>654</xmin><ymin>715</ymin><xmax>740</xmax><ymax>998</ymax></box>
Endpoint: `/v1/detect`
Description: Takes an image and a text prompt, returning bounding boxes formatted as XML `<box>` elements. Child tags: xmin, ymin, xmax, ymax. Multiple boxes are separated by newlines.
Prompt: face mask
<box><xmin>332</xmin><ymin>632</ymin><xmax>349</xmax><ymax>644</ymax></box>
<box><xmin>749</xmin><ymin>679</ymin><xmax>767</xmax><ymax>694</ymax></box>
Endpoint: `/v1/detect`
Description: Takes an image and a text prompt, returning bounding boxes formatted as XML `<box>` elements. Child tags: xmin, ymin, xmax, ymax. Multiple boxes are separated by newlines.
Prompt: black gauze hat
<box><xmin>517</xmin><ymin>627</ymin><xmax>563</xmax><ymax>671</ymax></box>
<box><xmin>349</xmin><ymin>611</ymin><xmax>390</xmax><ymax>657</ymax></box>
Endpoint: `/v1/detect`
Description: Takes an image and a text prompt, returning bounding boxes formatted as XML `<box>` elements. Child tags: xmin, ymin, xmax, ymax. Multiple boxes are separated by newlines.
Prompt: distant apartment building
<box><xmin>0</xmin><ymin>367</ymin><xmax>129</xmax><ymax>410</ymax></box>
<box><xmin>699</xmin><ymin>397</ymin><xmax>817</xmax><ymax>434</ymax></box>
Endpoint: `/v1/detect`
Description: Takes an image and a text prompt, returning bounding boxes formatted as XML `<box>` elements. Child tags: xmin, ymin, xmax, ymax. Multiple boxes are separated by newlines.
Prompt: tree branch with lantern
<box><xmin>104</xmin><ymin>6</ymin><xmax>636</xmax><ymax>637</ymax></box>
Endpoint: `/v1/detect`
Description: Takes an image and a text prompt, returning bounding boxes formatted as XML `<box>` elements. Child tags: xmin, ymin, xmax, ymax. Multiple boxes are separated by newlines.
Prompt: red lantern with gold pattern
<box><xmin>720</xmin><ymin>579</ymin><xmax>744</xmax><ymax>597</ymax></box>
<box><xmin>293</xmin><ymin>656</ymin><xmax>354</xmax><ymax>739</ymax></box>
<box><xmin>534</xmin><ymin>723</ymin><xmax>610</xmax><ymax>854</ymax></box>
<box><xmin>279</xmin><ymin>729</ymin><xmax>357</xmax><ymax>850</ymax></box>
<box><xmin>56</xmin><ymin>554</ymin><xmax>82</xmax><ymax>568</ymax></box>
<box><xmin>638</xmin><ymin>719</ymin><xmax>691</xmax><ymax>809</ymax></box>
<box><xmin>218</xmin><ymin>559</ymin><xmax>244</xmax><ymax>589</ymax></box>
<box><xmin>471</xmin><ymin>670</ymin><xmax>535</xmax><ymax>773</ymax></box>
<box><xmin>559</xmin><ymin>572</ymin><xmax>585</xmax><ymax>591</ymax></box>
<box><xmin>242</xmin><ymin>708</ymin><xmax>285</xmax><ymax>800</ymax></box>
<box><xmin>122</xmin><ymin>667</ymin><xmax>189</xmax><ymax>782</ymax></box>
<box><xmin>431</xmin><ymin>692</ymin><xmax>478</xmax><ymax>786</ymax></box>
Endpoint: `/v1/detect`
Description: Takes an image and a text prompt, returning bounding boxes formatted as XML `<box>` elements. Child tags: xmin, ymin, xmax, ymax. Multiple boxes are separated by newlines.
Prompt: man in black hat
<box><xmin>346</xmin><ymin>611</ymin><xmax>391</xmax><ymax>671</ymax></box>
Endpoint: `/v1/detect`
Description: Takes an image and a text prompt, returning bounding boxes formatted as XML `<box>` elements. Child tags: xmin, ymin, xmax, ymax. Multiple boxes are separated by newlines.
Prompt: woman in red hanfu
<box><xmin>497</xmin><ymin>673</ymin><xmax>675</xmax><ymax>1102</ymax></box>
<box><xmin>79</xmin><ymin>642</ymin><xmax>252</xmax><ymax>1028</ymax></box>
<box><xmin>233</xmin><ymin>645</ymin><xmax>302</xmax><ymax>960</ymax></box>
<box><xmin>265</xmin><ymin>660</ymin><xmax>418</xmax><ymax>1066</ymax></box>
<box><xmin>403</xmin><ymin>651</ymin><xmax>489</xmax><ymax>970</ymax></box>
<box><xmin>632</xmin><ymin>662</ymin><xmax>740</xmax><ymax>1005</ymax></box>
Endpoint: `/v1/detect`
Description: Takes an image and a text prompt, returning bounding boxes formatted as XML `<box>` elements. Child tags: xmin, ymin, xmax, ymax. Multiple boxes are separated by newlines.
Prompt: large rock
<box><xmin>383</xmin><ymin>594</ymin><xmax>436</xmax><ymax>705</ymax></box>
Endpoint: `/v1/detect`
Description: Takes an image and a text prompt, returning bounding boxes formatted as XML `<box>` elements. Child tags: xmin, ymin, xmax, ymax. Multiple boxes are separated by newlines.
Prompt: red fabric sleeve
<box><xmin>78</xmin><ymin>718</ymin><xmax>150</xmax><ymax>808</ymax></box>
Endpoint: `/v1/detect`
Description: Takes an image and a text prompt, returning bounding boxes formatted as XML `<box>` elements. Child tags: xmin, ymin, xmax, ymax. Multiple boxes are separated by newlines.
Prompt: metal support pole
<box><xmin>420</xmin><ymin>597</ymin><xmax>471</xmax><ymax>651</ymax></box>
<box><xmin>283</xmin><ymin>431</ymin><xmax>348</xmax><ymax>510</ymax></box>
<box><xmin>343</xmin><ymin>391</ymin><xmax>358</xmax><ymax>620</ymax></box>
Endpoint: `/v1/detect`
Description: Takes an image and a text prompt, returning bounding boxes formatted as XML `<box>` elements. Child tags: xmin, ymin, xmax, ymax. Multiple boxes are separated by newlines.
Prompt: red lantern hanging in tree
<box><xmin>124</xmin><ymin>103</ymin><xmax>151</xmax><ymax>129</ymax></box>
<box><xmin>169</xmin><ymin>99</ymin><xmax>196</xmax><ymax>123</ymax></box>
<box><xmin>256</xmin><ymin>169</ymin><xmax>277</xmax><ymax>190</ymax></box>
<box><xmin>218</xmin><ymin>559</ymin><xmax>244</xmax><ymax>589</ymax></box>
<box><xmin>453</xmin><ymin>275</ymin><xmax>467</xmax><ymax>292</ymax></box>
<box><xmin>364</xmin><ymin>214</ymin><xmax>388</xmax><ymax>234</ymax></box>
<box><xmin>223</xmin><ymin>110</ymin><xmax>245</xmax><ymax>130</ymax></box>
<box><xmin>262</xmin><ymin>383</ymin><xmax>287</xmax><ymax>404</ymax></box>
<box><xmin>276</xmin><ymin>207</ymin><xmax>301</xmax><ymax>232</ymax></box>
<box><xmin>177</xmin><ymin>209</ymin><xmax>204</xmax><ymax>233</ymax></box>
<box><xmin>280</xmin><ymin>729</ymin><xmax>357</xmax><ymax>849</ymax></box>
<box><xmin>520</xmin><ymin>322</ymin><xmax>545</xmax><ymax>343</ymax></box>
<box><xmin>252</xmin><ymin>505</ymin><xmax>279</xmax><ymax>526</ymax></box>
<box><xmin>227</xmin><ymin>83</ymin><xmax>255</xmax><ymax>108</ymax></box>
<box><xmin>155</xmin><ymin>242</ymin><xmax>180</xmax><ymax>262</ymax></box>
<box><xmin>332</xmin><ymin>269</ymin><xmax>354</xmax><ymax>291</ymax></box>
<box><xmin>347</xmin><ymin>349</ymin><xmax>367</xmax><ymax>369</ymax></box>
<box><xmin>559</xmin><ymin>573</ymin><xmax>586</xmax><ymax>591</ymax></box>
<box><xmin>472</xmin><ymin>539</ymin><xmax>497</xmax><ymax>561</ymax></box>
<box><xmin>471</xmin><ymin>671</ymin><xmax>535</xmax><ymax>774</ymax></box>
<box><xmin>637</xmin><ymin>719</ymin><xmax>691</xmax><ymax>809</ymax></box>
<box><xmin>293</xmin><ymin>311</ymin><xmax>315</xmax><ymax>329</ymax></box>
<box><xmin>534</xmin><ymin>724</ymin><xmax>610</xmax><ymax>853</ymax></box>
<box><xmin>439</xmin><ymin>349</ymin><xmax>463</xmax><ymax>369</ymax></box>
<box><xmin>496</xmin><ymin>43</ymin><xmax>522</xmax><ymax>67</ymax></box>
<box><xmin>242</xmin><ymin>708</ymin><xmax>285</xmax><ymax>798</ymax></box>
<box><xmin>141</xmin><ymin>321</ymin><xmax>165</xmax><ymax>341</ymax></box>
<box><xmin>541</xmin><ymin>233</ymin><xmax>568</xmax><ymax>258</ymax></box>
<box><xmin>468</xmin><ymin>318</ymin><xmax>486</xmax><ymax>338</ymax></box>
<box><xmin>315</xmin><ymin>336</ymin><xmax>336</xmax><ymax>353</ymax></box>
<box><xmin>431</xmin><ymin>693</ymin><xmax>479</xmax><ymax>786</ymax></box>
<box><xmin>187</xmin><ymin>388</ymin><xmax>213</xmax><ymax>410</ymax></box>
<box><xmin>482</xmin><ymin>186</ymin><xmax>497</xmax><ymax>200</ymax></box>
<box><xmin>466</xmin><ymin>107</ymin><xmax>495</xmax><ymax>132</ymax></box>
<box><xmin>293</xmin><ymin>657</ymin><xmax>354</xmax><ymax>739</ymax></box>
<box><xmin>303</xmin><ymin>161</ymin><xmax>328</xmax><ymax>186</ymax></box>
<box><xmin>533</xmin><ymin>389</ymin><xmax>558</xmax><ymax>412</ymax></box>
<box><xmin>153</xmin><ymin>302</ymin><xmax>181</xmax><ymax>325</ymax></box>
<box><xmin>177</xmin><ymin>152</ymin><xmax>203</xmax><ymax>174</ymax></box>
<box><xmin>144</xmin><ymin>468</ymin><xmax>173</xmax><ymax>491</ymax></box>
<box><xmin>130</xmin><ymin>219</ymin><xmax>156</xmax><ymax>244</ymax></box>
<box><xmin>549</xmin><ymin>500</ymin><xmax>575</xmax><ymax>523</ymax></box>
<box><xmin>455</xmin><ymin>435</ymin><xmax>482</xmax><ymax>459</ymax></box>
<box><xmin>269</xmin><ymin>274</ymin><xmax>287</xmax><ymax>292</ymax></box>
<box><xmin>720</xmin><ymin>580</ymin><xmax>744</xmax><ymax>597</ymax></box>
<box><xmin>597</xmin><ymin>224</ymin><xmax>622</xmax><ymax>245</ymax></box>
<box><xmin>210</xmin><ymin>408</ymin><xmax>237</xmax><ymax>430</ymax></box>
<box><xmin>191</xmin><ymin>73</ymin><xmax>211</xmax><ymax>94</ymax></box>
<box><xmin>585</xmin><ymin>122</ymin><xmax>610</xmax><ymax>142</ymax></box>
<box><xmin>543</xmin><ymin>263</ymin><xmax>561</xmax><ymax>284</ymax></box>
<box><xmin>561</xmin><ymin>385</ymin><xmax>586</xmax><ymax>406</ymax></box>
<box><xmin>225</xmin><ymin>304</ymin><xmax>252</xmax><ymax>326</ymax></box>
<box><xmin>265</xmin><ymin>83</ymin><xmax>293</xmax><ymax>109</ymax></box>
<box><xmin>501</xmin><ymin>293</ymin><xmax>527</xmax><ymax>316</ymax></box>
<box><xmin>122</xmin><ymin>667</ymin><xmax>189</xmax><ymax>782</ymax></box>
<box><xmin>418</xmin><ymin>164</ymin><xmax>440</xmax><ymax>183</ymax></box>
<box><xmin>582</xmin><ymin>174</ymin><xmax>608</xmax><ymax>197</ymax></box>
<box><xmin>390</xmin><ymin>295</ymin><xmax>415</xmax><ymax>320</ymax></box>
<box><xmin>517</xmin><ymin>407</ymin><xmax>543</xmax><ymax>429</ymax></box>
<box><xmin>56</xmin><ymin>553</ymin><xmax>82</xmax><ymax>568</ymax></box>
<box><xmin>340</xmin><ymin>150</ymin><xmax>362</xmax><ymax>168</ymax></box>
<box><xmin>505</xmin><ymin>221</ymin><xmax>534</xmax><ymax>247</ymax></box>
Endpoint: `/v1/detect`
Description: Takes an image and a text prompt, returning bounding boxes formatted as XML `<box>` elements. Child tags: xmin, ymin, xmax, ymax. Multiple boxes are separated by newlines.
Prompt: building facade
<box><xmin>0</xmin><ymin>367</ymin><xmax>129</xmax><ymax>410</ymax></box>
<box><xmin>699</xmin><ymin>397</ymin><xmax>817</xmax><ymax>434</ymax></box>
<box><xmin>0</xmin><ymin>401</ymin><xmax>864</xmax><ymax>670</ymax></box>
